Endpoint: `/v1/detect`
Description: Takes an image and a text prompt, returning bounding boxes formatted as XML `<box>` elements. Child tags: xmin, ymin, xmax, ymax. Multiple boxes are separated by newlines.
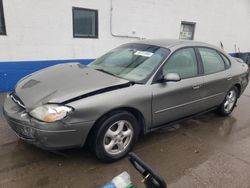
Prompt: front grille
<box><xmin>9</xmin><ymin>92</ymin><xmax>26</xmax><ymax>109</ymax></box>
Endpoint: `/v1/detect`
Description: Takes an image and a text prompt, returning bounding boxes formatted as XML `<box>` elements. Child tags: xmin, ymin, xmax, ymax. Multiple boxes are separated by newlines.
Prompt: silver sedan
<box><xmin>3</xmin><ymin>39</ymin><xmax>249</xmax><ymax>162</ymax></box>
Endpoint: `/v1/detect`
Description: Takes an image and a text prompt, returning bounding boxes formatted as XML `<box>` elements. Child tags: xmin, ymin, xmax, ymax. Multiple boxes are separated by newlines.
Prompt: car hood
<box><xmin>14</xmin><ymin>63</ymin><xmax>130</xmax><ymax>109</ymax></box>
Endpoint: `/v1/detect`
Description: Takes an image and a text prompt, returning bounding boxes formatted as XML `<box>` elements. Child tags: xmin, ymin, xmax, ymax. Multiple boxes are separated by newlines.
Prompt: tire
<box><xmin>91</xmin><ymin>111</ymin><xmax>139</xmax><ymax>162</ymax></box>
<box><xmin>217</xmin><ymin>86</ymin><xmax>238</xmax><ymax>116</ymax></box>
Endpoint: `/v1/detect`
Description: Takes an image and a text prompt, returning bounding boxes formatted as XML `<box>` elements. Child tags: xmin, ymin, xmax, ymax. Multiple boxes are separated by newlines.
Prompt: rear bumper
<box><xmin>3</xmin><ymin>95</ymin><xmax>94</xmax><ymax>150</ymax></box>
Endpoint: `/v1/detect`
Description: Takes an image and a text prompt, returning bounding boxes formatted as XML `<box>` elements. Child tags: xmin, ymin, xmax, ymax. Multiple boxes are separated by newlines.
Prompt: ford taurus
<box><xmin>3</xmin><ymin>39</ymin><xmax>249</xmax><ymax>162</ymax></box>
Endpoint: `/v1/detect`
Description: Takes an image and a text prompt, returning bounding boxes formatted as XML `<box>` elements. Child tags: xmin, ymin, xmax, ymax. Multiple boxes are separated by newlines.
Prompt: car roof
<box><xmin>134</xmin><ymin>39</ymin><xmax>218</xmax><ymax>50</ymax></box>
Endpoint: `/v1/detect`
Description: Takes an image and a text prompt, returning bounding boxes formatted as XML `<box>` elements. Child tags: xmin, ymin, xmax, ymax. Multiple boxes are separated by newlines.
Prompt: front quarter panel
<box><xmin>63</xmin><ymin>84</ymin><xmax>152</xmax><ymax>132</ymax></box>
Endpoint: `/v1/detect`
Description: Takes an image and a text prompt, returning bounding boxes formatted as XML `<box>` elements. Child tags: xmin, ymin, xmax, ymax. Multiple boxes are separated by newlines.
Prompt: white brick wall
<box><xmin>0</xmin><ymin>0</ymin><xmax>249</xmax><ymax>61</ymax></box>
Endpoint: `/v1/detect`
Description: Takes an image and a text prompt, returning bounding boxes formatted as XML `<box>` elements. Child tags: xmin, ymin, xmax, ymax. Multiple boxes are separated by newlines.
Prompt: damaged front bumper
<box><xmin>3</xmin><ymin>94</ymin><xmax>94</xmax><ymax>150</ymax></box>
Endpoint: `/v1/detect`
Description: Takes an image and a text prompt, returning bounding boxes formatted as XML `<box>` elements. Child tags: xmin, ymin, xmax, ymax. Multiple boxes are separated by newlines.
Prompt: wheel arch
<box><xmin>234</xmin><ymin>83</ymin><xmax>241</xmax><ymax>97</ymax></box>
<box><xmin>86</xmin><ymin>107</ymin><xmax>146</xmax><ymax>147</ymax></box>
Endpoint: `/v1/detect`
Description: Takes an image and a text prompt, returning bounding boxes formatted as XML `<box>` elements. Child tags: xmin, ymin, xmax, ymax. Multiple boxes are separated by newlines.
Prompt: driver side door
<box><xmin>151</xmin><ymin>47</ymin><xmax>204</xmax><ymax>127</ymax></box>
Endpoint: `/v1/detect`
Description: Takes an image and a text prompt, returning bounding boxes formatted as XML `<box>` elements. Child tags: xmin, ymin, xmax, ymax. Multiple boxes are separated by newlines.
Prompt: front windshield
<box><xmin>88</xmin><ymin>44</ymin><xmax>170</xmax><ymax>83</ymax></box>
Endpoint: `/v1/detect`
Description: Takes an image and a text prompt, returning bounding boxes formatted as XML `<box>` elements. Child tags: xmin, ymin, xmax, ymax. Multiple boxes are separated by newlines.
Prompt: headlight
<box><xmin>29</xmin><ymin>104</ymin><xmax>73</xmax><ymax>122</ymax></box>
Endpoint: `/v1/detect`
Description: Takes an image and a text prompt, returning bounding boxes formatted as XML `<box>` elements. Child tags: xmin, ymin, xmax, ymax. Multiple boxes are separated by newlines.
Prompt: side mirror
<box><xmin>163</xmin><ymin>73</ymin><xmax>181</xmax><ymax>82</ymax></box>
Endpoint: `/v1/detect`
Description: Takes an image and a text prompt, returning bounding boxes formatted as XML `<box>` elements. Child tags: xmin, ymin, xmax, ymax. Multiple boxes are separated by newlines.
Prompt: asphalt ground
<box><xmin>0</xmin><ymin>84</ymin><xmax>250</xmax><ymax>187</ymax></box>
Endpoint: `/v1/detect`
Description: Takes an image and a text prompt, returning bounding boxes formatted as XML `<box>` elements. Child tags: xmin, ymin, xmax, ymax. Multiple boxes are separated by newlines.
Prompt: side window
<box><xmin>220</xmin><ymin>53</ymin><xmax>231</xmax><ymax>69</ymax></box>
<box><xmin>199</xmin><ymin>48</ymin><xmax>225</xmax><ymax>74</ymax></box>
<box><xmin>0</xmin><ymin>0</ymin><xmax>6</xmax><ymax>35</ymax></box>
<box><xmin>162</xmin><ymin>48</ymin><xmax>198</xmax><ymax>79</ymax></box>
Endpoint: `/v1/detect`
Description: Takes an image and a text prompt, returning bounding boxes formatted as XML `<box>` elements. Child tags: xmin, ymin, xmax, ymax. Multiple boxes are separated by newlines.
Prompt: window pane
<box><xmin>221</xmin><ymin>53</ymin><xmax>231</xmax><ymax>68</ymax></box>
<box><xmin>73</xmin><ymin>8</ymin><xmax>97</xmax><ymax>37</ymax></box>
<box><xmin>180</xmin><ymin>22</ymin><xmax>195</xmax><ymax>40</ymax></box>
<box><xmin>163</xmin><ymin>48</ymin><xmax>198</xmax><ymax>79</ymax></box>
<box><xmin>199</xmin><ymin>48</ymin><xmax>225</xmax><ymax>74</ymax></box>
<box><xmin>0</xmin><ymin>0</ymin><xmax>5</xmax><ymax>34</ymax></box>
<box><xmin>0</xmin><ymin>8</ymin><xmax>2</xmax><ymax>26</ymax></box>
<box><xmin>0</xmin><ymin>12</ymin><xmax>2</xmax><ymax>33</ymax></box>
<box><xmin>89</xmin><ymin>44</ymin><xmax>170</xmax><ymax>82</ymax></box>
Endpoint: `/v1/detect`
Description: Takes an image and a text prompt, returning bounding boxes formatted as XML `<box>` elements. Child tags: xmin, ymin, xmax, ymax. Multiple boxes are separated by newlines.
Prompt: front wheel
<box><xmin>218</xmin><ymin>86</ymin><xmax>238</xmax><ymax>116</ymax></box>
<box><xmin>92</xmin><ymin>111</ymin><xmax>139</xmax><ymax>162</ymax></box>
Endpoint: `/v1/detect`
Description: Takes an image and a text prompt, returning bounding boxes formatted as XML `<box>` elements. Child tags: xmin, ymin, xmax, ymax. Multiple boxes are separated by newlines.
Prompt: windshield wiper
<box><xmin>95</xmin><ymin>68</ymin><xmax>142</xmax><ymax>84</ymax></box>
<box><xmin>95</xmin><ymin>68</ymin><xmax>117</xmax><ymax>77</ymax></box>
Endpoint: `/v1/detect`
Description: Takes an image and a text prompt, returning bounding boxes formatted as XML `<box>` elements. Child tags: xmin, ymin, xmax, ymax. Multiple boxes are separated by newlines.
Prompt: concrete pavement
<box><xmin>0</xmin><ymin>85</ymin><xmax>250</xmax><ymax>187</ymax></box>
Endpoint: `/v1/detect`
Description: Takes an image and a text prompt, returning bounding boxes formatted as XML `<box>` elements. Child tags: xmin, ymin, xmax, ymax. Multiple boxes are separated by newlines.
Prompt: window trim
<box><xmin>0</xmin><ymin>0</ymin><xmax>6</xmax><ymax>35</ymax></box>
<box><xmin>219</xmin><ymin>52</ymin><xmax>231</xmax><ymax>69</ymax></box>
<box><xmin>72</xmin><ymin>7</ymin><xmax>98</xmax><ymax>39</ymax></box>
<box><xmin>152</xmin><ymin>47</ymin><xmax>201</xmax><ymax>83</ymax></box>
<box><xmin>180</xmin><ymin>21</ymin><xmax>196</xmax><ymax>40</ymax></box>
<box><xmin>197</xmin><ymin>47</ymin><xmax>228</xmax><ymax>75</ymax></box>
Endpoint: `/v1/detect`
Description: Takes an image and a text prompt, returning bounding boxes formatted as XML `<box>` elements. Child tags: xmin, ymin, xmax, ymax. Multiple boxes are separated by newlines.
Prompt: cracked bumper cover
<box><xmin>3</xmin><ymin>96</ymin><xmax>94</xmax><ymax>150</ymax></box>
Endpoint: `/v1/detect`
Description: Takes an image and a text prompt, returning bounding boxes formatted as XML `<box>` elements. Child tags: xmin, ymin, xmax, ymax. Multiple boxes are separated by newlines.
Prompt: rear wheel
<box><xmin>218</xmin><ymin>86</ymin><xmax>238</xmax><ymax>116</ymax></box>
<box><xmin>91</xmin><ymin>111</ymin><xmax>139</xmax><ymax>162</ymax></box>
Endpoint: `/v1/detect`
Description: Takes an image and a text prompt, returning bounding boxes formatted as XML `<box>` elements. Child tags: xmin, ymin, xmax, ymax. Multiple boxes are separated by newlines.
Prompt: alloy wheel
<box><xmin>103</xmin><ymin>120</ymin><xmax>134</xmax><ymax>155</ymax></box>
<box><xmin>224</xmin><ymin>90</ymin><xmax>237</xmax><ymax>113</ymax></box>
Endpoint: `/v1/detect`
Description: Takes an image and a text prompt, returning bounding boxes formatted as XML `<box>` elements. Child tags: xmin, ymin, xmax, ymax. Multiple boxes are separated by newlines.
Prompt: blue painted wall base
<box><xmin>0</xmin><ymin>59</ymin><xmax>94</xmax><ymax>92</ymax></box>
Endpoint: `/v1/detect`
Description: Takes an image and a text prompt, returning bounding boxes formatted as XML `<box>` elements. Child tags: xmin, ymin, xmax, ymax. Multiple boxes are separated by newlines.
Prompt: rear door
<box><xmin>151</xmin><ymin>47</ymin><xmax>204</xmax><ymax>127</ymax></box>
<box><xmin>197</xmin><ymin>47</ymin><xmax>232</xmax><ymax>110</ymax></box>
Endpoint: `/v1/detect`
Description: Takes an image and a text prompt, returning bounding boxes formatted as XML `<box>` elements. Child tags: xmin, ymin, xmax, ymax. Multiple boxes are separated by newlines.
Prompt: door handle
<box><xmin>192</xmin><ymin>83</ymin><xmax>202</xmax><ymax>90</ymax></box>
<box><xmin>227</xmin><ymin>75</ymin><xmax>232</xmax><ymax>81</ymax></box>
